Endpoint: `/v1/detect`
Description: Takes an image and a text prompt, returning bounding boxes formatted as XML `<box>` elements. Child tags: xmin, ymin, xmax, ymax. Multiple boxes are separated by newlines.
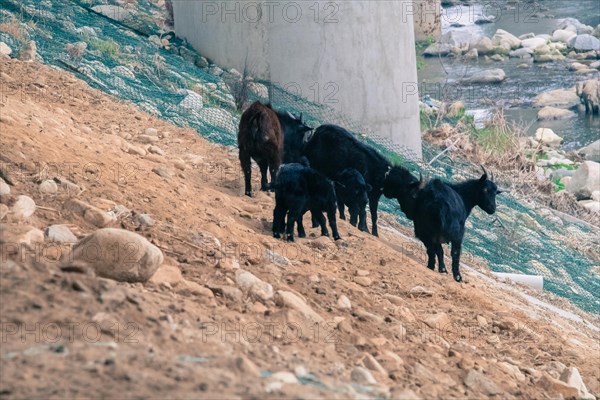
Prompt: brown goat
<box><xmin>237</xmin><ymin>101</ymin><xmax>283</xmax><ymax>196</ymax></box>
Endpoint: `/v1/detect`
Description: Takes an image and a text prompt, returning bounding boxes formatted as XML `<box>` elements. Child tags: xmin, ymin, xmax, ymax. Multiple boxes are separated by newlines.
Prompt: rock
<box><xmin>0</xmin><ymin>178</ymin><xmax>10</xmax><ymax>196</ymax></box>
<box><xmin>134</xmin><ymin>213</ymin><xmax>154</xmax><ymax>227</ymax></box>
<box><xmin>533</xmin><ymin>88</ymin><xmax>580</xmax><ymax>108</ymax></box>
<box><xmin>0</xmin><ymin>42</ymin><xmax>12</xmax><ymax>57</ymax></box>
<box><xmin>465</xmin><ymin>69</ymin><xmax>505</xmax><ymax>84</ymax></box>
<box><xmin>578</xmin><ymin>140</ymin><xmax>600</xmax><ymax>162</ymax></box>
<box><xmin>45</xmin><ymin>225</ymin><xmax>78</xmax><ymax>243</ymax></box>
<box><xmin>593</xmin><ymin>191</ymin><xmax>600</xmax><ymax>202</ymax></box>
<box><xmin>490</xmin><ymin>54</ymin><xmax>505</xmax><ymax>62</ymax></box>
<box><xmin>208</xmin><ymin>65</ymin><xmax>223</xmax><ymax>76</ymax></box>
<box><xmin>579</xmin><ymin>200</ymin><xmax>600</xmax><ymax>213</ymax></box>
<box><xmin>66</xmin><ymin>228</ymin><xmax>163</xmax><ymax>283</ymax></box>
<box><xmin>11</xmin><ymin>196</ymin><xmax>36</xmax><ymax>220</ymax></box>
<box><xmin>351</xmin><ymin>366</ymin><xmax>377</xmax><ymax>385</ymax></box>
<box><xmin>337</xmin><ymin>295</ymin><xmax>351</xmax><ymax>309</ymax></box>
<box><xmin>538</xmin><ymin>373</ymin><xmax>581</xmax><ymax>399</ymax></box>
<box><xmin>464</xmin><ymin>370</ymin><xmax>502</xmax><ymax>395</ymax></box>
<box><xmin>0</xmin><ymin>224</ymin><xmax>45</xmax><ymax>250</ymax></box>
<box><xmin>354</xmin><ymin>276</ymin><xmax>372</xmax><ymax>287</ymax></box>
<box><xmin>537</xmin><ymin>107</ymin><xmax>576</xmax><ymax>120</ymax></box>
<box><xmin>576</xmin><ymin>79</ymin><xmax>599</xmax><ymax>115</ymax></box>
<box><xmin>0</xmin><ymin>204</ymin><xmax>7</xmax><ymax>220</ymax></box>
<box><xmin>491</xmin><ymin>29</ymin><xmax>521</xmax><ymax>50</ymax></box>
<box><xmin>64</xmin><ymin>199</ymin><xmax>116</xmax><ymax>228</ymax></box>
<box><xmin>559</xmin><ymin>367</ymin><xmax>595</xmax><ymax>399</ymax></box>
<box><xmin>361</xmin><ymin>353</ymin><xmax>387</xmax><ymax>375</ymax></box>
<box><xmin>149</xmin><ymin>264</ymin><xmax>183</xmax><ymax>287</ymax></box>
<box><xmin>137</xmin><ymin>134</ymin><xmax>159</xmax><ymax>144</ymax></box>
<box><xmin>275</xmin><ymin>290</ymin><xmax>323</xmax><ymax>324</ymax></box>
<box><xmin>498</xmin><ymin>362</ymin><xmax>526</xmax><ymax>382</ymax></box>
<box><xmin>152</xmin><ymin>166</ymin><xmax>171</xmax><ymax>180</ymax></box>
<box><xmin>91</xmin><ymin>5</ymin><xmax>133</xmax><ymax>21</ymax></box>
<box><xmin>521</xmin><ymin>37</ymin><xmax>547</xmax><ymax>48</ymax></box>
<box><xmin>383</xmin><ymin>293</ymin><xmax>405</xmax><ymax>306</ymax></box>
<box><xmin>470</xmin><ymin>37</ymin><xmax>495</xmax><ymax>55</ymax></box>
<box><xmin>441</xmin><ymin>31</ymin><xmax>479</xmax><ymax>49</ymax></box>
<box><xmin>594</xmin><ymin>24</ymin><xmax>600</xmax><ymax>39</ymax></box>
<box><xmin>423</xmin><ymin>43</ymin><xmax>451</xmax><ymax>57</ymax></box>
<box><xmin>569</xmin><ymin>62</ymin><xmax>588</xmax><ymax>71</ymax></box>
<box><xmin>147</xmin><ymin>146</ymin><xmax>164</xmax><ymax>156</ymax></box>
<box><xmin>39</xmin><ymin>179</ymin><xmax>58</xmax><ymax>194</ymax></box>
<box><xmin>560</xmin><ymin>176</ymin><xmax>572</xmax><ymax>186</ymax></box>
<box><xmin>557</xmin><ymin>18</ymin><xmax>593</xmax><ymax>35</ymax></box>
<box><xmin>127</xmin><ymin>145</ymin><xmax>147</xmax><ymax>156</ymax></box>
<box><xmin>209</xmin><ymin>285</ymin><xmax>243</xmax><ymax>302</ymax></box>
<box><xmin>409</xmin><ymin>285</ymin><xmax>434</xmax><ymax>297</ymax></box>
<box><xmin>553</xmin><ymin>29</ymin><xmax>577</xmax><ymax>43</ymax></box>
<box><xmin>18</xmin><ymin>41</ymin><xmax>37</xmax><ymax>62</ymax></box>
<box><xmin>517</xmin><ymin>63</ymin><xmax>530</xmax><ymax>68</ymax></box>
<box><xmin>567</xmin><ymin>161</ymin><xmax>600</xmax><ymax>199</ymax></box>
<box><xmin>568</xmin><ymin>34</ymin><xmax>600</xmax><ymax>51</ymax></box>
<box><xmin>534</xmin><ymin>128</ymin><xmax>563</xmax><ymax>146</ymax></box>
<box><xmin>235</xmin><ymin>269</ymin><xmax>273</xmax><ymax>302</ymax></box>
<box><xmin>464</xmin><ymin>48</ymin><xmax>478</xmax><ymax>59</ymax></box>
<box><xmin>509</xmin><ymin>47</ymin><xmax>534</xmax><ymax>58</ymax></box>
<box><xmin>422</xmin><ymin>313</ymin><xmax>450</xmax><ymax>329</ymax></box>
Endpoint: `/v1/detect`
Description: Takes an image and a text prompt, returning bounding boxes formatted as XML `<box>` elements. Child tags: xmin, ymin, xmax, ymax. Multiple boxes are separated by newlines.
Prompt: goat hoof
<box><xmin>439</xmin><ymin>267</ymin><xmax>448</xmax><ymax>274</ymax></box>
<box><xmin>273</xmin><ymin>232</ymin><xmax>281</xmax><ymax>239</ymax></box>
<box><xmin>427</xmin><ymin>265</ymin><xmax>435</xmax><ymax>270</ymax></box>
<box><xmin>333</xmin><ymin>235</ymin><xmax>341</xmax><ymax>241</ymax></box>
<box><xmin>286</xmin><ymin>235</ymin><xmax>294</xmax><ymax>242</ymax></box>
<box><xmin>298</xmin><ymin>232</ymin><xmax>306</xmax><ymax>238</ymax></box>
<box><xmin>454</xmin><ymin>274</ymin><xmax>462</xmax><ymax>282</ymax></box>
<box><xmin>245</xmin><ymin>191</ymin><xmax>253</xmax><ymax>197</ymax></box>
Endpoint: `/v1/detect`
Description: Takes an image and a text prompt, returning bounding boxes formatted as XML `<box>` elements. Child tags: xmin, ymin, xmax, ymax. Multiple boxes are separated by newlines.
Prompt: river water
<box><xmin>418</xmin><ymin>0</ymin><xmax>600</xmax><ymax>150</ymax></box>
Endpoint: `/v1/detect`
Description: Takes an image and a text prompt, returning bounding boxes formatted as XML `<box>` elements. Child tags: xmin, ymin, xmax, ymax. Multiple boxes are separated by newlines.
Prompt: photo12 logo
<box><xmin>199</xmin><ymin>1</ymin><xmax>340</xmax><ymax>24</ymax></box>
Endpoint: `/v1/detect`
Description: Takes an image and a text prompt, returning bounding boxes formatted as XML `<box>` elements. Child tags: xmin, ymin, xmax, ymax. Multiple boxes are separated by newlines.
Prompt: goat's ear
<box><xmin>298</xmin><ymin>112</ymin><xmax>303</xmax><ymax>122</ymax></box>
<box><xmin>479</xmin><ymin>173</ymin><xmax>488</xmax><ymax>184</ymax></box>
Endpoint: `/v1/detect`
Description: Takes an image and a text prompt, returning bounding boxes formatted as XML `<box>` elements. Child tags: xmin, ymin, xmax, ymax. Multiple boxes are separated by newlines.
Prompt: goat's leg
<box><xmin>436</xmin><ymin>244</ymin><xmax>447</xmax><ymax>274</ymax></box>
<box><xmin>422</xmin><ymin>240</ymin><xmax>436</xmax><ymax>270</ymax></box>
<box><xmin>338</xmin><ymin>202</ymin><xmax>346</xmax><ymax>220</ymax></box>
<box><xmin>450</xmin><ymin>240</ymin><xmax>463</xmax><ymax>282</ymax></box>
<box><xmin>286</xmin><ymin>205</ymin><xmax>302</xmax><ymax>242</ymax></box>
<box><xmin>369</xmin><ymin>193</ymin><xmax>381</xmax><ymax>237</ymax></box>
<box><xmin>357</xmin><ymin>208</ymin><xmax>369</xmax><ymax>233</ymax></box>
<box><xmin>239</xmin><ymin>150</ymin><xmax>253</xmax><ymax>197</ymax></box>
<box><xmin>314</xmin><ymin>211</ymin><xmax>329</xmax><ymax>237</ymax></box>
<box><xmin>258</xmin><ymin>160</ymin><xmax>269</xmax><ymax>192</ymax></box>
<box><xmin>272</xmin><ymin>202</ymin><xmax>286</xmax><ymax>238</ymax></box>
<box><xmin>326</xmin><ymin>207</ymin><xmax>341</xmax><ymax>240</ymax></box>
<box><xmin>297</xmin><ymin>211</ymin><xmax>306</xmax><ymax>238</ymax></box>
<box><xmin>311</xmin><ymin>212</ymin><xmax>320</xmax><ymax>228</ymax></box>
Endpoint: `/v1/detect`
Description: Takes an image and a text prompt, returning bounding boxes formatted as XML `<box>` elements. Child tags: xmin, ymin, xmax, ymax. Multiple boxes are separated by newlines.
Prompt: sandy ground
<box><xmin>0</xmin><ymin>58</ymin><xmax>599</xmax><ymax>399</ymax></box>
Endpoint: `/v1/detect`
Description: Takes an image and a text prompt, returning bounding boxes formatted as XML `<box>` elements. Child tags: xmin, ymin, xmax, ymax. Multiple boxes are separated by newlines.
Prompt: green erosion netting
<box><xmin>1</xmin><ymin>0</ymin><xmax>598</xmax><ymax>314</ymax></box>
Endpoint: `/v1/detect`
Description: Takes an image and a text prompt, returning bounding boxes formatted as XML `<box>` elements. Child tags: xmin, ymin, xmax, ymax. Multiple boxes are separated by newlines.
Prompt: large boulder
<box><xmin>521</xmin><ymin>37</ymin><xmax>547</xmax><ymax>49</ymax></box>
<box><xmin>567</xmin><ymin>34</ymin><xmax>600</xmax><ymax>51</ymax></box>
<box><xmin>65</xmin><ymin>228</ymin><xmax>164</xmax><ymax>282</ymax></box>
<box><xmin>491</xmin><ymin>29</ymin><xmax>521</xmax><ymax>50</ymax></box>
<box><xmin>535</xmin><ymin>128</ymin><xmax>563</xmax><ymax>147</ymax></box>
<box><xmin>441</xmin><ymin>31</ymin><xmax>479</xmax><ymax>49</ymax></box>
<box><xmin>537</xmin><ymin>107</ymin><xmax>576</xmax><ymax>120</ymax></box>
<box><xmin>578</xmin><ymin>140</ymin><xmax>600</xmax><ymax>162</ymax></box>
<box><xmin>576</xmin><ymin>79</ymin><xmax>600</xmax><ymax>114</ymax></box>
<box><xmin>552</xmin><ymin>29</ymin><xmax>577</xmax><ymax>43</ymax></box>
<box><xmin>533</xmin><ymin>88</ymin><xmax>580</xmax><ymax>108</ymax></box>
<box><xmin>557</xmin><ymin>18</ymin><xmax>593</xmax><ymax>34</ymax></box>
<box><xmin>509</xmin><ymin>48</ymin><xmax>533</xmax><ymax>58</ymax></box>
<box><xmin>465</xmin><ymin>69</ymin><xmax>506</xmax><ymax>84</ymax></box>
<box><xmin>470</xmin><ymin>37</ymin><xmax>495</xmax><ymax>55</ymax></box>
<box><xmin>423</xmin><ymin>43</ymin><xmax>452</xmax><ymax>57</ymax></box>
<box><xmin>567</xmin><ymin>161</ymin><xmax>600</xmax><ymax>200</ymax></box>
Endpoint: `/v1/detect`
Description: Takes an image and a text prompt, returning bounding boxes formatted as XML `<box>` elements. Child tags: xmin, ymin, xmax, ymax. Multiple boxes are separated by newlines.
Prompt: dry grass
<box><xmin>0</xmin><ymin>19</ymin><xmax>27</xmax><ymax>43</ymax></box>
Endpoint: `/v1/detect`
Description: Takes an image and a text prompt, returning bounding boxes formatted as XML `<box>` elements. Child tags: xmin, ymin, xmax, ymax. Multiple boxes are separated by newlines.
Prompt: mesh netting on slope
<box><xmin>1</xmin><ymin>0</ymin><xmax>598</xmax><ymax>314</ymax></box>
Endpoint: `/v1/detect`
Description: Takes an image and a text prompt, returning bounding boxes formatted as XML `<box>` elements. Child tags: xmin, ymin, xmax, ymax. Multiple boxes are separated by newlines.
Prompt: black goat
<box><xmin>303</xmin><ymin>124</ymin><xmax>419</xmax><ymax>236</ymax></box>
<box><xmin>273</xmin><ymin>110</ymin><xmax>313</xmax><ymax>164</ymax></box>
<box><xmin>334</xmin><ymin>168</ymin><xmax>372</xmax><ymax>230</ymax></box>
<box><xmin>273</xmin><ymin>158</ymin><xmax>340</xmax><ymax>242</ymax></box>
<box><xmin>408</xmin><ymin>167</ymin><xmax>504</xmax><ymax>282</ymax></box>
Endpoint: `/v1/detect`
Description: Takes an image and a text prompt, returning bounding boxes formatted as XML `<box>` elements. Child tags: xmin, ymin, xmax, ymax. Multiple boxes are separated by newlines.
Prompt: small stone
<box><xmin>538</xmin><ymin>373</ymin><xmax>580</xmax><ymax>399</ymax></box>
<box><xmin>361</xmin><ymin>353</ymin><xmax>387</xmax><ymax>375</ymax></box>
<box><xmin>476</xmin><ymin>315</ymin><xmax>488</xmax><ymax>327</ymax></box>
<box><xmin>422</xmin><ymin>313</ymin><xmax>450</xmax><ymax>329</ymax></box>
<box><xmin>127</xmin><ymin>145</ymin><xmax>147</xmax><ymax>156</ymax></box>
<box><xmin>149</xmin><ymin>264</ymin><xmax>183</xmax><ymax>287</ymax></box>
<box><xmin>409</xmin><ymin>285</ymin><xmax>433</xmax><ymax>297</ymax></box>
<box><xmin>148</xmin><ymin>145</ymin><xmax>164</xmax><ymax>156</ymax></box>
<box><xmin>11</xmin><ymin>195</ymin><xmax>36</xmax><ymax>220</ymax></box>
<box><xmin>354</xmin><ymin>276</ymin><xmax>372</xmax><ymax>287</ymax></box>
<box><xmin>152</xmin><ymin>167</ymin><xmax>172</xmax><ymax>179</ymax></box>
<box><xmin>145</xmin><ymin>128</ymin><xmax>159</xmax><ymax>136</ymax></box>
<box><xmin>351</xmin><ymin>366</ymin><xmax>377</xmax><ymax>385</ymax></box>
<box><xmin>174</xmin><ymin>159</ymin><xmax>186</xmax><ymax>170</ymax></box>
<box><xmin>275</xmin><ymin>290</ymin><xmax>323</xmax><ymax>324</ymax></box>
<box><xmin>235</xmin><ymin>269</ymin><xmax>273</xmax><ymax>302</ymax></box>
<box><xmin>383</xmin><ymin>293</ymin><xmax>405</xmax><ymax>306</ymax></box>
<box><xmin>45</xmin><ymin>224</ymin><xmax>78</xmax><ymax>243</ymax></box>
<box><xmin>138</xmin><ymin>134</ymin><xmax>159</xmax><ymax>144</ymax></box>
<box><xmin>39</xmin><ymin>179</ymin><xmax>58</xmax><ymax>194</ymax></box>
<box><xmin>0</xmin><ymin>42</ymin><xmax>12</xmax><ymax>57</ymax></box>
<box><xmin>0</xmin><ymin>179</ymin><xmax>10</xmax><ymax>196</ymax></box>
<box><xmin>134</xmin><ymin>213</ymin><xmax>155</xmax><ymax>227</ymax></box>
<box><xmin>337</xmin><ymin>295</ymin><xmax>352</xmax><ymax>309</ymax></box>
<box><xmin>0</xmin><ymin>204</ymin><xmax>8</xmax><ymax>220</ymax></box>
<box><xmin>464</xmin><ymin>369</ymin><xmax>502</xmax><ymax>395</ymax></box>
<box><xmin>176</xmin><ymin>280</ymin><xmax>214</xmax><ymax>297</ymax></box>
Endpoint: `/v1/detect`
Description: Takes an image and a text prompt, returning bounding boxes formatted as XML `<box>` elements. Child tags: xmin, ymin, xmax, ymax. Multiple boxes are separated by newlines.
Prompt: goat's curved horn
<box><xmin>299</xmin><ymin>112</ymin><xmax>303</xmax><ymax>122</ymax></box>
<box><xmin>286</xmin><ymin>111</ymin><xmax>295</xmax><ymax>119</ymax></box>
<box><xmin>480</xmin><ymin>165</ymin><xmax>489</xmax><ymax>179</ymax></box>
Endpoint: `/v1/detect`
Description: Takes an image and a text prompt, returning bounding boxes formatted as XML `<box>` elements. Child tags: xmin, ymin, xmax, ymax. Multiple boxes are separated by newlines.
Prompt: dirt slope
<box><xmin>0</xmin><ymin>58</ymin><xmax>598</xmax><ymax>399</ymax></box>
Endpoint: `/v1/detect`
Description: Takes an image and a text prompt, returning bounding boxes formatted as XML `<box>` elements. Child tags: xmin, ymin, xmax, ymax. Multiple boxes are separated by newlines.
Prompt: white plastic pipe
<box><xmin>492</xmin><ymin>272</ymin><xmax>544</xmax><ymax>290</ymax></box>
